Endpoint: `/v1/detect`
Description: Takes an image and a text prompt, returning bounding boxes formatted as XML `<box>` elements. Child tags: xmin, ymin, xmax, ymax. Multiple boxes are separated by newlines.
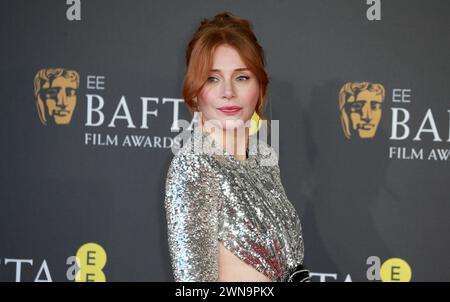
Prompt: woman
<box><xmin>164</xmin><ymin>12</ymin><xmax>308</xmax><ymax>282</ymax></box>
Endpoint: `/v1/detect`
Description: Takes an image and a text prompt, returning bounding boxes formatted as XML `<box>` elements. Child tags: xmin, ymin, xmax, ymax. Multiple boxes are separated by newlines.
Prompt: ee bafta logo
<box><xmin>339</xmin><ymin>82</ymin><xmax>385</xmax><ymax>139</ymax></box>
<box><xmin>34</xmin><ymin>68</ymin><xmax>80</xmax><ymax>125</ymax></box>
<box><xmin>75</xmin><ymin>242</ymin><xmax>107</xmax><ymax>282</ymax></box>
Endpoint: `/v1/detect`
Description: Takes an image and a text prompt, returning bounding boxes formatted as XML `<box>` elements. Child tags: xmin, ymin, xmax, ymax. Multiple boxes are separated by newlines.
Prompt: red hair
<box><xmin>183</xmin><ymin>12</ymin><xmax>269</xmax><ymax>120</ymax></box>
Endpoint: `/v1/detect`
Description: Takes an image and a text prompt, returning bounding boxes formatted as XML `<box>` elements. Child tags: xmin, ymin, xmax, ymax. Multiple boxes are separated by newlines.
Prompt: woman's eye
<box><xmin>236</xmin><ymin>75</ymin><xmax>250</xmax><ymax>81</ymax></box>
<box><xmin>207</xmin><ymin>76</ymin><xmax>218</xmax><ymax>83</ymax></box>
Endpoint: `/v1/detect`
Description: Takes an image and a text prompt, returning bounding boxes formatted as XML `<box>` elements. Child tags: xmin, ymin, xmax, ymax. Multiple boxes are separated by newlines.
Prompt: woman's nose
<box><xmin>222</xmin><ymin>80</ymin><xmax>236</xmax><ymax>99</ymax></box>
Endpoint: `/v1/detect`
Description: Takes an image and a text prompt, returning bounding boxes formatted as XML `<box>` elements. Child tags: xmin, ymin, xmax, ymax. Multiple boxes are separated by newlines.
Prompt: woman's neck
<box><xmin>200</xmin><ymin>119</ymin><xmax>249</xmax><ymax>161</ymax></box>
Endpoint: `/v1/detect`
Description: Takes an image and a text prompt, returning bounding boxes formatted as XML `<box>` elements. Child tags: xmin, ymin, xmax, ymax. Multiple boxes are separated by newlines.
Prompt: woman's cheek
<box><xmin>198</xmin><ymin>91</ymin><xmax>216</xmax><ymax>114</ymax></box>
<box><xmin>244</xmin><ymin>85</ymin><xmax>260</xmax><ymax>113</ymax></box>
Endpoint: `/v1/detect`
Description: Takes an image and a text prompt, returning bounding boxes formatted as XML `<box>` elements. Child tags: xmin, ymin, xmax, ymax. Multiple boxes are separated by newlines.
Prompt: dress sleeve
<box><xmin>164</xmin><ymin>151</ymin><xmax>219</xmax><ymax>282</ymax></box>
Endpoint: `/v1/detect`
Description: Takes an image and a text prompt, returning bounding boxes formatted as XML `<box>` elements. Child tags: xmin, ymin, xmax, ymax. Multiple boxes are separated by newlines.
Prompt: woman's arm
<box><xmin>164</xmin><ymin>152</ymin><xmax>219</xmax><ymax>282</ymax></box>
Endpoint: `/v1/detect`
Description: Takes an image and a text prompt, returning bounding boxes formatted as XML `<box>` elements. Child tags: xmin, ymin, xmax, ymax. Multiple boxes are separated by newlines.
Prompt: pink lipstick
<box><xmin>218</xmin><ymin>106</ymin><xmax>242</xmax><ymax>115</ymax></box>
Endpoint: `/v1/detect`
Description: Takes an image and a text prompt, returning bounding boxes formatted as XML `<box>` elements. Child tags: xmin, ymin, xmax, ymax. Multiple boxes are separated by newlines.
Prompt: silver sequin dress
<box><xmin>164</xmin><ymin>126</ymin><xmax>304</xmax><ymax>282</ymax></box>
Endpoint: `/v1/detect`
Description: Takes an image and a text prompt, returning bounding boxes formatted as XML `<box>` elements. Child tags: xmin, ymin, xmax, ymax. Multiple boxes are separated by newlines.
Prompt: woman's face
<box><xmin>195</xmin><ymin>44</ymin><xmax>260</xmax><ymax>131</ymax></box>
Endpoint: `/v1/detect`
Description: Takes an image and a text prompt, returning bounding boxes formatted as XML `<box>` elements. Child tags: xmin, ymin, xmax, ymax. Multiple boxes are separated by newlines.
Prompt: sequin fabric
<box><xmin>164</xmin><ymin>125</ymin><xmax>304</xmax><ymax>282</ymax></box>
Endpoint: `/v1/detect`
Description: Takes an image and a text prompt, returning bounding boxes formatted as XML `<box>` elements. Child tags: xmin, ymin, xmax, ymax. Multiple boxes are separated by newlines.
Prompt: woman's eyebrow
<box><xmin>210</xmin><ymin>68</ymin><xmax>250</xmax><ymax>72</ymax></box>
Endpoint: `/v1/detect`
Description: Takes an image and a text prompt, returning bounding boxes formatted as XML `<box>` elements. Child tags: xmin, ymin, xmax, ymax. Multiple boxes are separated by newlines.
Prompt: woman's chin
<box><xmin>220</xmin><ymin>119</ymin><xmax>249</xmax><ymax>131</ymax></box>
<box><xmin>202</xmin><ymin>116</ymin><xmax>250</xmax><ymax>132</ymax></box>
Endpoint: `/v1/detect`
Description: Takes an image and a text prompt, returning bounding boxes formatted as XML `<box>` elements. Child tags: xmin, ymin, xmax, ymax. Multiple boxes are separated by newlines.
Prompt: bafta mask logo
<box><xmin>339</xmin><ymin>82</ymin><xmax>385</xmax><ymax>139</ymax></box>
<box><xmin>34</xmin><ymin>68</ymin><xmax>80</xmax><ymax>125</ymax></box>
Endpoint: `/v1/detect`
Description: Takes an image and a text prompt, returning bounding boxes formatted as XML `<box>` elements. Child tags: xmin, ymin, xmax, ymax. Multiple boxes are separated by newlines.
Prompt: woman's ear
<box><xmin>193</xmin><ymin>96</ymin><xmax>198</xmax><ymax>109</ymax></box>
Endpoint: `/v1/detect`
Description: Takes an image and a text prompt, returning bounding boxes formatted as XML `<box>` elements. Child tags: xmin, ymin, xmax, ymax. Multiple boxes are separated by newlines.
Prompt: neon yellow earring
<box><xmin>249</xmin><ymin>111</ymin><xmax>262</xmax><ymax>136</ymax></box>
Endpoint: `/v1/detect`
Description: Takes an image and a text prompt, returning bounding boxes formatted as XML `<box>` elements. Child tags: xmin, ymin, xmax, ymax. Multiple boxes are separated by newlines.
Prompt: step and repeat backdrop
<box><xmin>0</xmin><ymin>0</ymin><xmax>449</xmax><ymax>282</ymax></box>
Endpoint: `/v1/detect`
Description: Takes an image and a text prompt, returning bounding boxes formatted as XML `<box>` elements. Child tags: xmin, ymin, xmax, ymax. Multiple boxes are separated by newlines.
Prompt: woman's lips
<box><xmin>218</xmin><ymin>106</ymin><xmax>242</xmax><ymax>116</ymax></box>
